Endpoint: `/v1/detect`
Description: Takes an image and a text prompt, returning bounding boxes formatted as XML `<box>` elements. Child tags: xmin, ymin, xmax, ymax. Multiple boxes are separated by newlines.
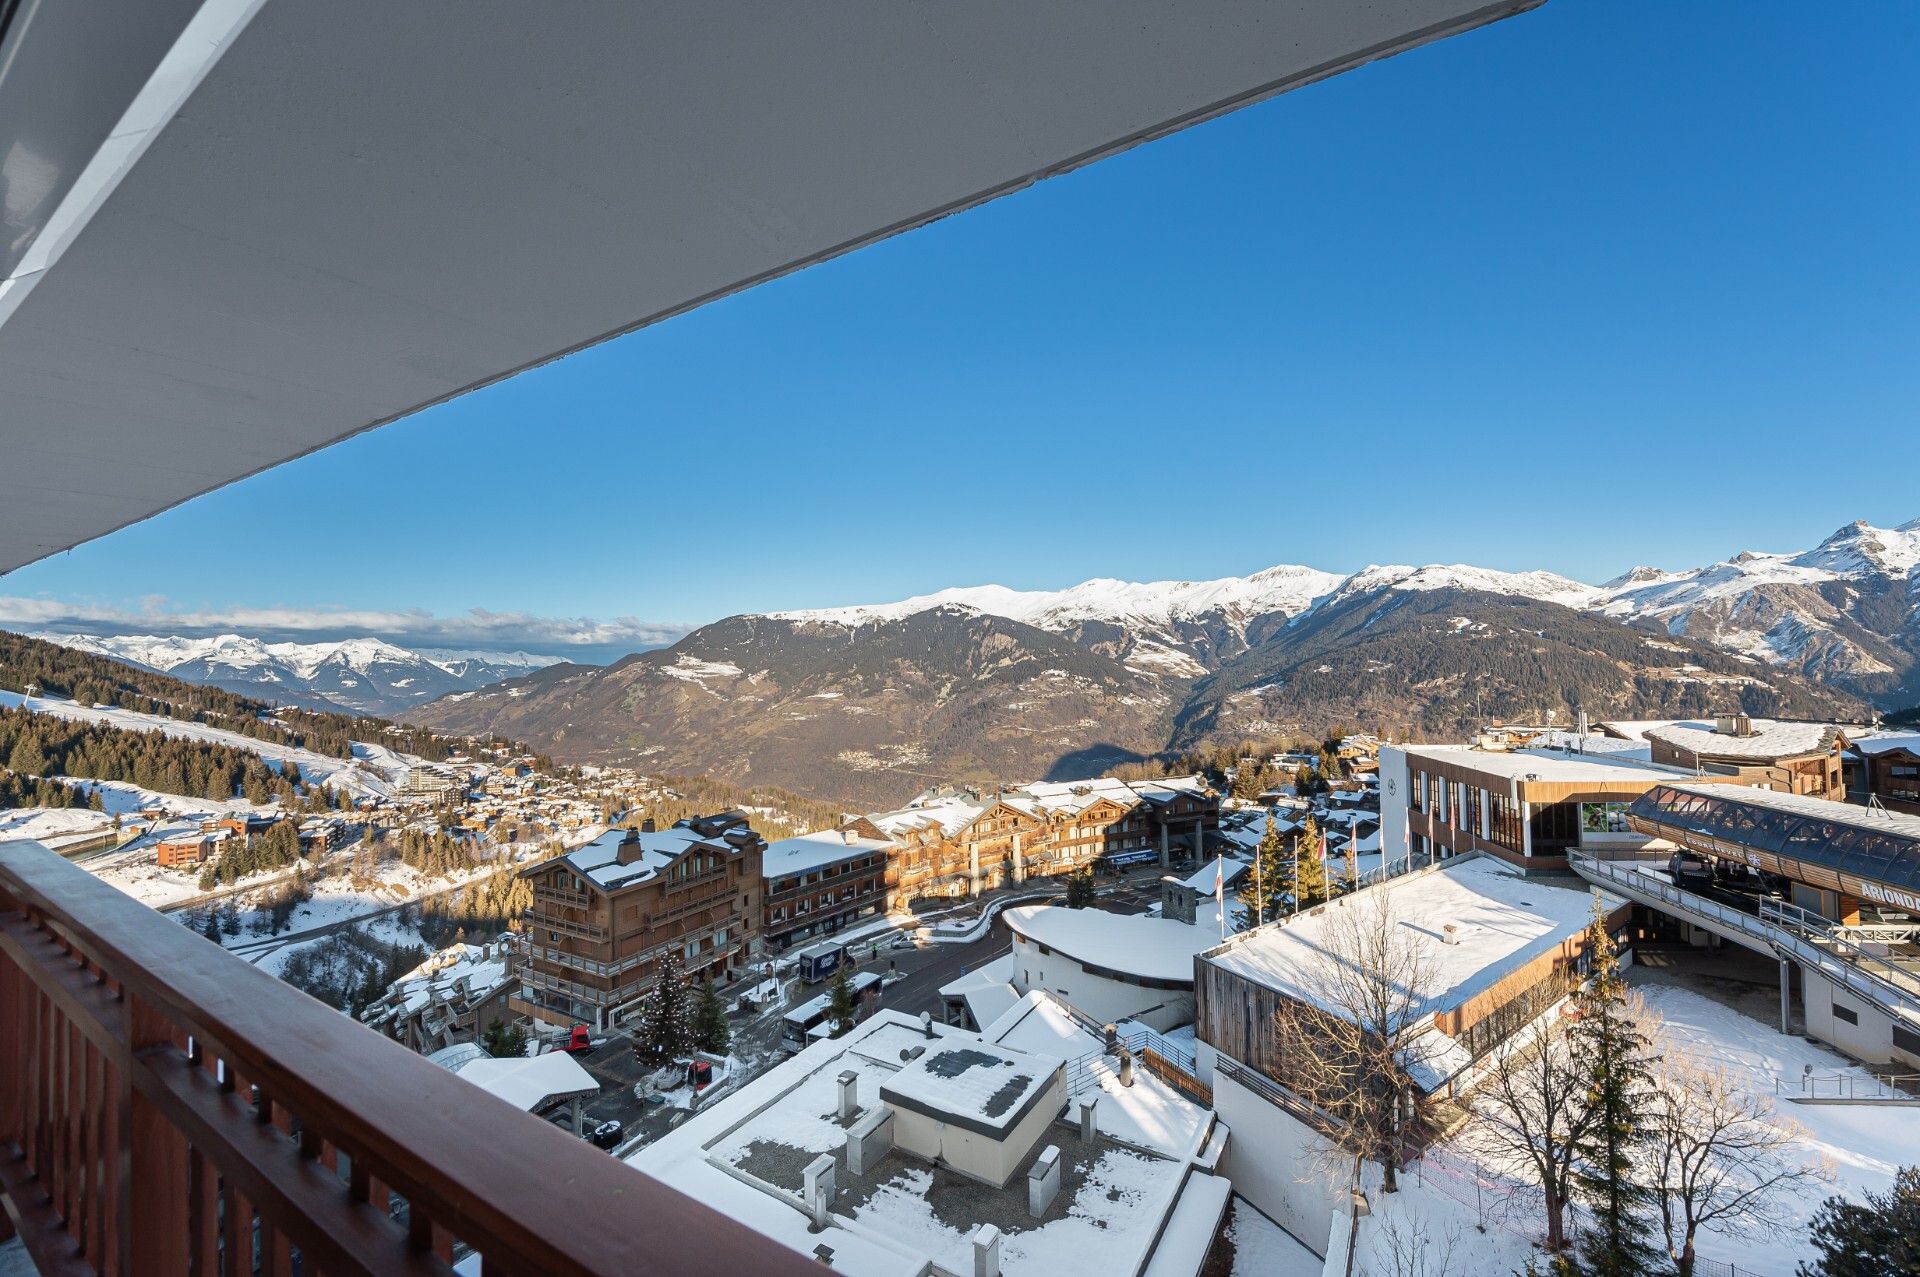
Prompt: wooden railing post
<box><xmin>121</xmin><ymin>997</ymin><xmax>189</xmax><ymax>1277</ymax></box>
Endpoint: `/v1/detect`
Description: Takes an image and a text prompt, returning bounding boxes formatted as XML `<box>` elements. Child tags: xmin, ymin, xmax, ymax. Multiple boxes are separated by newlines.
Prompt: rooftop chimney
<box><xmin>616</xmin><ymin>826</ymin><xmax>644</xmax><ymax>865</ymax></box>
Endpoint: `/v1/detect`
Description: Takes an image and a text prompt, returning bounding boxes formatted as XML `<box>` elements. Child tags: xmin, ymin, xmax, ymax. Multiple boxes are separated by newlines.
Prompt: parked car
<box><xmin>589</xmin><ymin>1120</ymin><xmax>624</xmax><ymax>1150</ymax></box>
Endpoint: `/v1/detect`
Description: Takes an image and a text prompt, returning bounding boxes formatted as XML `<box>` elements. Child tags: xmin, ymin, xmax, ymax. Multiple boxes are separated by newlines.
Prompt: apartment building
<box><xmin>1378</xmin><ymin>740</ymin><xmax>1743</xmax><ymax>871</ymax></box>
<box><xmin>511</xmin><ymin>812</ymin><xmax>767</xmax><ymax>1030</ymax></box>
<box><xmin>761</xmin><ymin>829</ymin><xmax>890</xmax><ymax>950</ymax></box>
<box><xmin>1615</xmin><ymin>715</ymin><xmax>1852</xmax><ymax>799</ymax></box>
<box><xmin>843</xmin><ymin>775</ymin><xmax>1220</xmax><ymax>906</ymax></box>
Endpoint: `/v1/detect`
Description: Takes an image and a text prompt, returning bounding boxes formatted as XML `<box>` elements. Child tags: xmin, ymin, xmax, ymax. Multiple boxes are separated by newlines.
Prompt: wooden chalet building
<box><xmin>1846</xmin><ymin>731</ymin><xmax>1920</xmax><ymax>816</ymax></box>
<box><xmin>511</xmin><ymin>812</ymin><xmax>767</xmax><ymax>1030</ymax></box>
<box><xmin>845</xmin><ymin>776</ymin><xmax>1220</xmax><ymax>908</ymax></box>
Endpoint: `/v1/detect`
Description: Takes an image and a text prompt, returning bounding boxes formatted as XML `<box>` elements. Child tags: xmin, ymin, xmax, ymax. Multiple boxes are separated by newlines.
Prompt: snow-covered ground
<box><xmin>0</xmin><ymin>804</ymin><xmax>121</xmax><ymax>850</ymax></box>
<box><xmin>0</xmin><ymin>690</ymin><xmax>413</xmax><ymax>800</ymax></box>
<box><xmin>1637</xmin><ymin>981</ymin><xmax>1918</xmax><ymax>1274</ymax></box>
<box><xmin>1221</xmin><ymin>1199</ymin><xmax>1323</xmax><ymax>1277</ymax></box>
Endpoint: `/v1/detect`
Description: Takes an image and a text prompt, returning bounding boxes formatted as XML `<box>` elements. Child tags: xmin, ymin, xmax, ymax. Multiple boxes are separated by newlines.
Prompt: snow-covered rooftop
<box><xmin>1203</xmin><ymin>857</ymin><xmax>1614</xmax><ymax>1034</ymax></box>
<box><xmin>1849</xmin><ymin>730</ymin><xmax>1920</xmax><ymax>758</ymax></box>
<box><xmin>879</xmin><ymin>1038</ymin><xmax>1057</xmax><ymax>1136</ymax></box>
<box><xmin>624</xmin><ymin>1011</ymin><xmax>1217</xmax><ymax>1277</ymax></box>
<box><xmin>557</xmin><ymin>824</ymin><xmax>731</xmax><ymax>890</ymax></box>
<box><xmin>1398</xmin><ymin>743</ymin><xmax>1688</xmax><ymax>784</ymax></box>
<box><xmin>1176</xmin><ymin>857</ymin><xmax>1249</xmax><ymax>895</ymax></box>
<box><xmin>448</xmin><ymin>1051</ymin><xmax>597</xmax><ymax>1112</ymax></box>
<box><xmin>762</xmin><ymin>828</ymin><xmax>891</xmax><ymax>880</ymax></box>
<box><xmin>940</xmin><ymin>953</ymin><xmax>1022</xmax><ymax>1028</ymax></box>
<box><xmin>1661</xmin><ymin>780</ymin><xmax>1920</xmax><ymax>841</ymax></box>
<box><xmin>1644</xmin><ymin>718</ymin><xmax>1849</xmax><ymax>761</ymax></box>
<box><xmin>1005</xmin><ymin>901</ymin><xmax>1234</xmax><ymax>985</ymax></box>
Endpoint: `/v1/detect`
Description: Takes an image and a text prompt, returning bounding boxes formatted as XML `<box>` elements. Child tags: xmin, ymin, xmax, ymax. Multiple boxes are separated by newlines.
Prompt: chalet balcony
<box><xmin>0</xmin><ymin>841</ymin><xmax>817</xmax><ymax>1277</ymax></box>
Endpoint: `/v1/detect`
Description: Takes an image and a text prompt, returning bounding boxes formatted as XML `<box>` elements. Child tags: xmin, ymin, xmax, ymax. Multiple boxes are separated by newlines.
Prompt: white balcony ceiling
<box><xmin>0</xmin><ymin>0</ymin><xmax>1539</xmax><ymax>574</ymax></box>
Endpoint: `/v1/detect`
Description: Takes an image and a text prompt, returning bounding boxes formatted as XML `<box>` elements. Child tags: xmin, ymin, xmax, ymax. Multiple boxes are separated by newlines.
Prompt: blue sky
<box><xmin>3</xmin><ymin>0</ymin><xmax>1917</xmax><ymax>655</ymax></box>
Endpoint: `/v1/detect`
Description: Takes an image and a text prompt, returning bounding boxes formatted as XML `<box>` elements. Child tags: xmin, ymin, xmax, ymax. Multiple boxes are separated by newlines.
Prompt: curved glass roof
<box><xmin>1629</xmin><ymin>783</ymin><xmax>1920</xmax><ymax>893</ymax></box>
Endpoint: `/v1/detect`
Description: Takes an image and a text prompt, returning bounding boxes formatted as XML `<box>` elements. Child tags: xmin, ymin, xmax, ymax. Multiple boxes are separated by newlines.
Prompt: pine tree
<box><xmin>1237</xmin><ymin>816</ymin><xmax>1287</xmax><ymax>925</ymax></box>
<box><xmin>828</xmin><ymin>964</ymin><xmax>857</xmax><ymax>1038</ymax></box>
<box><xmin>692</xmin><ymin>977</ymin><xmax>731</xmax><ymax>1055</ymax></box>
<box><xmin>633</xmin><ymin>948</ymin><xmax>695</xmax><ymax>1069</ymax></box>
<box><xmin>480</xmin><ymin>1017</ymin><xmax>529</xmax><ymax>1059</ymax></box>
<box><xmin>1570</xmin><ymin>895</ymin><xmax>1661</xmax><ymax>1277</ymax></box>
<box><xmin>1292</xmin><ymin>816</ymin><xmax>1329</xmax><ymax>910</ymax></box>
<box><xmin>1802</xmin><ymin>1165</ymin><xmax>1920</xmax><ymax>1276</ymax></box>
<box><xmin>200</xmin><ymin>911</ymin><xmax>222</xmax><ymax>943</ymax></box>
<box><xmin>1064</xmin><ymin>866</ymin><xmax>1096</xmax><ymax>909</ymax></box>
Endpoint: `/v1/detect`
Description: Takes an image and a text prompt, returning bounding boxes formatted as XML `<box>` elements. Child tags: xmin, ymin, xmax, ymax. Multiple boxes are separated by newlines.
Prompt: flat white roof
<box><xmin>1203</xmin><ymin>857</ymin><xmax>1615</xmax><ymax>1027</ymax></box>
<box><xmin>878</xmin><ymin>1038</ymin><xmax>1058</xmax><ymax>1134</ymax></box>
<box><xmin>625</xmin><ymin>1010</ymin><xmax>1208</xmax><ymax>1277</ymax></box>
<box><xmin>1399</xmin><ymin>743</ymin><xmax>1690</xmax><ymax>784</ymax></box>
<box><xmin>1005</xmin><ymin>903</ymin><xmax>1232</xmax><ymax>985</ymax></box>
<box><xmin>763</xmin><ymin>828</ymin><xmax>891</xmax><ymax>879</ymax></box>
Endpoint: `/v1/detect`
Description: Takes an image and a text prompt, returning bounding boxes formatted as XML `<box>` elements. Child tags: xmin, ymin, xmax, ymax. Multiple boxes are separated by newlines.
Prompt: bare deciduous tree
<box><xmin>1459</xmin><ymin>1016</ymin><xmax>1593</xmax><ymax>1253</ymax></box>
<box><xmin>1365</xmin><ymin>1213</ymin><xmax>1464</xmax><ymax>1277</ymax></box>
<box><xmin>1265</xmin><ymin>892</ymin><xmax>1440</xmax><ymax>1194</ymax></box>
<box><xmin>1648</xmin><ymin>1049</ymin><xmax>1835</xmax><ymax>1276</ymax></box>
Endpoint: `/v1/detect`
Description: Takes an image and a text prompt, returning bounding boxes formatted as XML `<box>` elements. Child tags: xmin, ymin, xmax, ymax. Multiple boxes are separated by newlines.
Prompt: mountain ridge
<box><xmin>24</xmin><ymin>632</ymin><xmax>561</xmax><ymax>717</ymax></box>
<box><xmin>401</xmin><ymin>520</ymin><xmax>1902</xmax><ymax>806</ymax></box>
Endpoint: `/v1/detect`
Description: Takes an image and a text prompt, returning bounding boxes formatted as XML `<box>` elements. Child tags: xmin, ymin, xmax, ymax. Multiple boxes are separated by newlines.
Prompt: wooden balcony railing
<box><xmin>0</xmin><ymin>841</ymin><xmax>819</xmax><ymax>1277</ymax></box>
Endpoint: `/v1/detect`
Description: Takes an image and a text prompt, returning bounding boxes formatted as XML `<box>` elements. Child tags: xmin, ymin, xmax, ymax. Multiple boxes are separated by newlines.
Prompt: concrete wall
<box><xmin>1211</xmin><ymin>1060</ymin><xmax>1338</xmax><ymax>1257</ymax></box>
<box><xmin>1009</xmin><ymin>932</ymin><xmax>1191</xmax><ymax>1031</ymax></box>
<box><xmin>1377</xmin><ymin>747</ymin><xmax>1410</xmax><ymax>869</ymax></box>
<box><xmin>1801</xmin><ymin>965</ymin><xmax>1920</xmax><ymax>1069</ymax></box>
<box><xmin>888</xmin><ymin>1077</ymin><xmax>1067</xmax><ymax>1188</ymax></box>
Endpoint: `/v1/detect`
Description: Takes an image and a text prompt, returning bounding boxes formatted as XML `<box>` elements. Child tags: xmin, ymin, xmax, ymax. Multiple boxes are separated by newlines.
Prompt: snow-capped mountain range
<box><xmin>25</xmin><ymin>632</ymin><xmax>559</xmax><ymax>717</ymax></box>
<box><xmin>769</xmin><ymin>517</ymin><xmax>1920</xmax><ymax>703</ymax></box>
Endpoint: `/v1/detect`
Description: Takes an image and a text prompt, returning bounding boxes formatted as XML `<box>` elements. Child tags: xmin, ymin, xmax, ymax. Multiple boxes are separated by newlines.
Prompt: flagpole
<box><xmin>1215</xmin><ymin>854</ymin><xmax>1226</xmax><ymax>941</ymax></box>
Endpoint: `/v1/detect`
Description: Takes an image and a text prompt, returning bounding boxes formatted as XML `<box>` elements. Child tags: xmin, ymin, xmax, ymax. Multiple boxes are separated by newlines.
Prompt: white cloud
<box><xmin>0</xmin><ymin>596</ymin><xmax>689</xmax><ymax>661</ymax></box>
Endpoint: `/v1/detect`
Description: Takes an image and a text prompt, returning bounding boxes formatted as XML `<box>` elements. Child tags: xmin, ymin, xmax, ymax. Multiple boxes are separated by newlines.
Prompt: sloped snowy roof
<box><xmin>558</xmin><ymin>824</ymin><xmax>735</xmax><ymax>889</ymax></box>
<box><xmin>1850</xmin><ymin>731</ymin><xmax>1920</xmax><ymax>758</ymax></box>
<box><xmin>450</xmin><ymin>1051</ymin><xmax>597</xmax><ymax>1112</ymax></box>
<box><xmin>1176</xmin><ymin>857</ymin><xmax>1248</xmax><ymax>895</ymax></box>
<box><xmin>1645</xmin><ymin>719</ymin><xmax>1847</xmax><ymax>761</ymax></box>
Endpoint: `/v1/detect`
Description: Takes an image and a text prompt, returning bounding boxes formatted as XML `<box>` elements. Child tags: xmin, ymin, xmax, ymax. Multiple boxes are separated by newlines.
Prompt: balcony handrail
<box><xmin>0</xmin><ymin>840</ymin><xmax>817</xmax><ymax>1277</ymax></box>
<box><xmin>1568</xmin><ymin>851</ymin><xmax>1920</xmax><ymax>1025</ymax></box>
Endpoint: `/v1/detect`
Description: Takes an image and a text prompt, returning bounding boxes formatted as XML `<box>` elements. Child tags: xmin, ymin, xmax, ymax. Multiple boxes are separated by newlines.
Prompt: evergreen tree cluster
<box><xmin>411</xmin><ymin>865</ymin><xmax>541</xmax><ymax>949</ymax></box>
<box><xmin>0</xmin><ymin>631</ymin><xmax>544</xmax><ymax>766</ymax></box>
<box><xmin>0</xmin><ymin>705</ymin><xmax>294</xmax><ymax>802</ymax></box>
<box><xmin>481</xmin><ymin>1017</ymin><xmax>530</xmax><ymax>1059</ymax></box>
<box><xmin>200</xmin><ymin>820</ymin><xmax>307</xmax><ymax>888</ymax></box>
<box><xmin>276</xmin><ymin>924</ymin><xmax>426</xmax><ymax>1016</ymax></box>
<box><xmin>1803</xmin><ymin>1165</ymin><xmax>1920</xmax><ymax>1275</ymax></box>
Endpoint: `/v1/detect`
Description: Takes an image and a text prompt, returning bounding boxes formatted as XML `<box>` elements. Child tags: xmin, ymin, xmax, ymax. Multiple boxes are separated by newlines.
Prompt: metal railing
<box><xmin>1569</xmin><ymin>852</ymin><xmax>1920</xmax><ymax>1025</ymax></box>
<box><xmin>0</xmin><ymin>840</ymin><xmax>818</xmax><ymax>1277</ymax></box>
<box><xmin>1777</xmin><ymin>1070</ymin><xmax>1920</xmax><ymax>1101</ymax></box>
